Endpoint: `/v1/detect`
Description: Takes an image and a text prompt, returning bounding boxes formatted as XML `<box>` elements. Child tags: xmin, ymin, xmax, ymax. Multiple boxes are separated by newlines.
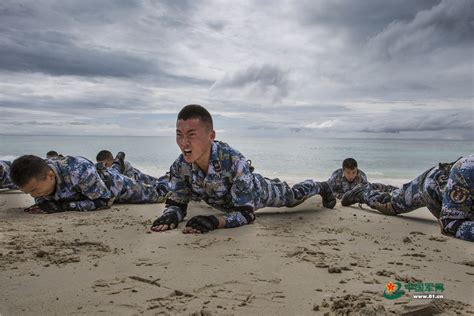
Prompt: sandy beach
<box><xmin>1</xmin><ymin>189</ymin><xmax>473</xmax><ymax>315</ymax></box>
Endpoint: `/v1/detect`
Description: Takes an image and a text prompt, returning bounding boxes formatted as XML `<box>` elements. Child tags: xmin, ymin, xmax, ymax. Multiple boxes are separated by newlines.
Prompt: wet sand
<box><xmin>1</xmin><ymin>190</ymin><xmax>473</xmax><ymax>315</ymax></box>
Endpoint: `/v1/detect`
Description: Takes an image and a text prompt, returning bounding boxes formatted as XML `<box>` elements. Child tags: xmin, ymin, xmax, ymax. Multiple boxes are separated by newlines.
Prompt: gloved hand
<box><xmin>184</xmin><ymin>215</ymin><xmax>219</xmax><ymax>233</ymax></box>
<box><xmin>24</xmin><ymin>200</ymin><xmax>67</xmax><ymax>214</ymax></box>
<box><xmin>151</xmin><ymin>212</ymin><xmax>179</xmax><ymax>231</ymax></box>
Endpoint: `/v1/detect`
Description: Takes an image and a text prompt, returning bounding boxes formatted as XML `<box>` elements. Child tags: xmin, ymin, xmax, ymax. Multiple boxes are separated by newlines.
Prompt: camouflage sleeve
<box><xmin>223</xmin><ymin>210</ymin><xmax>256</xmax><ymax>228</ymax></box>
<box><xmin>227</xmin><ymin>158</ymin><xmax>256</xmax><ymax>227</ymax></box>
<box><xmin>73</xmin><ymin>164</ymin><xmax>114</xmax><ymax>211</ymax></box>
<box><xmin>0</xmin><ymin>163</ymin><xmax>17</xmax><ymax>189</ymax></box>
<box><xmin>162</xmin><ymin>159</ymin><xmax>191</xmax><ymax>222</ymax></box>
<box><xmin>439</xmin><ymin>156</ymin><xmax>473</xmax><ymax>241</ymax></box>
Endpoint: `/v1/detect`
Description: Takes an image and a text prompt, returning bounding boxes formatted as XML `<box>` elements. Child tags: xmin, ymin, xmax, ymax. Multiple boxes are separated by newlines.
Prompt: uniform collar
<box><xmin>191</xmin><ymin>141</ymin><xmax>221</xmax><ymax>176</ymax></box>
<box><xmin>48</xmin><ymin>161</ymin><xmax>63</xmax><ymax>199</ymax></box>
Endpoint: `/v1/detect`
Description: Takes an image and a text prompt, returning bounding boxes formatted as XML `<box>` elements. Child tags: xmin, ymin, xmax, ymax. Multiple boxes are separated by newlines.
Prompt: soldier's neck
<box><xmin>195</xmin><ymin>149</ymin><xmax>212</xmax><ymax>175</ymax></box>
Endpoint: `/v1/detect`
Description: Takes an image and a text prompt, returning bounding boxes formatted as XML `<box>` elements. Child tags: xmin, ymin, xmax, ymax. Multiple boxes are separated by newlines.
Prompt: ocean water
<box><xmin>1</xmin><ymin>135</ymin><xmax>472</xmax><ymax>186</ymax></box>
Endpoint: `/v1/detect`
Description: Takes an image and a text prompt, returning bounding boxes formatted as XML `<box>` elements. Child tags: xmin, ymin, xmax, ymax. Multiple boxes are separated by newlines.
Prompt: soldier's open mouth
<box><xmin>184</xmin><ymin>149</ymin><xmax>192</xmax><ymax>156</ymax></box>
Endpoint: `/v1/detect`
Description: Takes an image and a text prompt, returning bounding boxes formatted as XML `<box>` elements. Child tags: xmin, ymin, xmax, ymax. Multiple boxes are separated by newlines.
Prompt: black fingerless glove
<box><xmin>152</xmin><ymin>212</ymin><xmax>179</xmax><ymax>228</ymax></box>
<box><xmin>185</xmin><ymin>215</ymin><xmax>219</xmax><ymax>233</ymax></box>
<box><xmin>36</xmin><ymin>200</ymin><xmax>67</xmax><ymax>213</ymax></box>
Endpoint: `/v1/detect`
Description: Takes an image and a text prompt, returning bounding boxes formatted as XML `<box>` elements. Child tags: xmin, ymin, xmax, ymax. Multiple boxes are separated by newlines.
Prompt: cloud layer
<box><xmin>0</xmin><ymin>0</ymin><xmax>472</xmax><ymax>139</ymax></box>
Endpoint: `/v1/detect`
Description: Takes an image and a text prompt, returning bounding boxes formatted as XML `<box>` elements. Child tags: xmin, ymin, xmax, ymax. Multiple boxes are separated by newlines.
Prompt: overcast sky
<box><xmin>0</xmin><ymin>0</ymin><xmax>473</xmax><ymax>139</ymax></box>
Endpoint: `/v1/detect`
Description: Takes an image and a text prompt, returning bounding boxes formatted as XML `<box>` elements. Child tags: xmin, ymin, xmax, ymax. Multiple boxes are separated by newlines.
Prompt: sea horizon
<box><xmin>1</xmin><ymin>134</ymin><xmax>471</xmax><ymax>187</ymax></box>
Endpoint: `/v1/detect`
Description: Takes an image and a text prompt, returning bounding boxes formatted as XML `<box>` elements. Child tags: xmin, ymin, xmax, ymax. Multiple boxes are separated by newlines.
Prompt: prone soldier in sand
<box><xmin>0</xmin><ymin>160</ymin><xmax>18</xmax><ymax>190</ymax></box>
<box><xmin>327</xmin><ymin>158</ymin><xmax>368</xmax><ymax>200</ymax></box>
<box><xmin>151</xmin><ymin>104</ymin><xmax>336</xmax><ymax>234</ymax></box>
<box><xmin>96</xmin><ymin>150</ymin><xmax>169</xmax><ymax>189</ymax></box>
<box><xmin>341</xmin><ymin>155</ymin><xmax>473</xmax><ymax>241</ymax></box>
<box><xmin>10</xmin><ymin>155</ymin><xmax>169</xmax><ymax>214</ymax></box>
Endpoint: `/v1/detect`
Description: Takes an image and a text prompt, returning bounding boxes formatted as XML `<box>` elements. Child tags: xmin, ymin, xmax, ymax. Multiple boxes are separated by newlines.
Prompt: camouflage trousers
<box><xmin>363</xmin><ymin>167</ymin><xmax>446</xmax><ymax>218</ymax></box>
<box><xmin>254</xmin><ymin>176</ymin><xmax>322</xmax><ymax>209</ymax></box>
<box><xmin>136</xmin><ymin>172</ymin><xmax>169</xmax><ymax>189</ymax></box>
<box><xmin>108</xmin><ymin>164</ymin><xmax>169</xmax><ymax>202</ymax></box>
<box><xmin>100</xmin><ymin>168</ymin><xmax>168</xmax><ymax>204</ymax></box>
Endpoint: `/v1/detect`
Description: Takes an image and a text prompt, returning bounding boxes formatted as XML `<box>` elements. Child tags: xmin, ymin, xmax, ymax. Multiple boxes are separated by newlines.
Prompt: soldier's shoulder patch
<box><xmin>450</xmin><ymin>185</ymin><xmax>469</xmax><ymax>204</ymax></box>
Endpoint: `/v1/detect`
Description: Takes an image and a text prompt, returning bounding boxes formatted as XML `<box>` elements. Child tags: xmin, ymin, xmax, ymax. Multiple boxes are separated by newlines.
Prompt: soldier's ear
<box><xmin>210</xmin><ymin>130</ymin><xmax>216</xmax><ymax>141</ymax></box>
<box><xmin>47</xmin><ymin>170</ymin><xmax>55</xmax><ymax>181</ymax></box>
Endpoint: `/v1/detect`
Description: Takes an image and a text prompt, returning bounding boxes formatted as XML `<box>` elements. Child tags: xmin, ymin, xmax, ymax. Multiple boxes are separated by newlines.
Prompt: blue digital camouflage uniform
<box><xmin>111</xmin><ymin>160</ymin><xmax>170</xmax><ymax>189</ymax></box>
<box><xmin>162</xmin><ymin>141</ymin><xmax>325</xmax><ymax>228</ymax></box>
<box><xmin>0</xmin><ymin>160</ymin><xmax>18</xmax><ymax>190</ymax></box>
<box><xmin>328</xmin><ymin>168</ymin><xmax>368</xmax><ymax>199</ymax></box>
<box><xmin>356</xmin><ymin>155</ymin><xmax>473</xmax><ymax>241</ymax></box>
<box><xmin>35</xmin><ymin>156</ymin><xmax>168</xmax><ymax>211</ymax></box>
<box><xmin>439</xmin><ymin>155</ymin><xmax>473</xmax><ymax>241</ymax></box>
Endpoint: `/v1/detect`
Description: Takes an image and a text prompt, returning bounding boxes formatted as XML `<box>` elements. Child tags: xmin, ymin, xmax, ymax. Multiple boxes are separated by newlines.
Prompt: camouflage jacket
<box><xmin>328</xmin><ymin>168</ymin><xmax>368</xmax><ymax>199</ymax></box>
<box><xmin>35</xmin><ymin>156</ymin><xmax>115</xmax><ymax>211</ymax></box>
<box><xmin>0</xmin><ymin>160</ymin><xmax>17</xmax><ymax>189</ymax></box>
<box><xmin>440</xmin><ymin>154</ymin><xmax>473</xmax><ymax>241</ymax></box>
<box><xmin>163</xmin><ymin>141</ymin><xmax>266</xmax><ymax>227</ymax></box>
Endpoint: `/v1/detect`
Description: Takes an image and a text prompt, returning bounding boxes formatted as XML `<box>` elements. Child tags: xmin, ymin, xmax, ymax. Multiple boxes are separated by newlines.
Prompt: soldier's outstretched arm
<box><xmin>24</xmin><ymin>198</ymin><xmax>111</xmax><ymax>214</ymax></box>
<box><xmin>151</xmin><ymin>199</ymin><xmax>188</xmax><ymax>232</ymax></box>
<box><xmin>183</xmin><ymin>208</ymin><xmax>255</xmax><ymax>234</ymax></box>
<box><xmin>151</xmin><ymin>159</ymin><xmax>191</xmax><ymax>232</ymax></box>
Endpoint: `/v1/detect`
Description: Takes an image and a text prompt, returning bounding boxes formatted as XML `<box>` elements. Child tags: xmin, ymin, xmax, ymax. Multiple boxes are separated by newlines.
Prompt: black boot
<box><xmin>320</xmin><ymin>182</ymin><xmax>336</xmax><ymax>209</ymax></box>
<box><xmin>341</xmin><ymin>183</ymin><xmax>367</xmax><ymax>207</ymax></box>
<box><xmin>114</xmin><ymin>151</ymin><xmax>126</xmax><ymax>173</ymax></box>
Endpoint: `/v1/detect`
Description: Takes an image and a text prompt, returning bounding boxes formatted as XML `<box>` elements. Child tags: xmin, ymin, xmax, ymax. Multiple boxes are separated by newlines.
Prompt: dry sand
<box><xmin>1</xmin><ymin>189</ymin><xmax>473</xmax><ymax>315</ymax></box>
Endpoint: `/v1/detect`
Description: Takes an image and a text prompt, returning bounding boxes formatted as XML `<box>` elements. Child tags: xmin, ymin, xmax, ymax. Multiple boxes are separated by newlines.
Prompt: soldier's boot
<box><xmin>371</xmin><ymin>202</ymin><xmax>397</xmax><ymax>216</ymax></box>
<box><xmin>341</xmin><ymin>183</ymin><xmax>367</xmax><ymax>207</ymax></box>
<box><xmin>320</xmin><ymin>182</ymin><xmax>336</xmax><ymax>209</ymax></box>
<box><xmin>113</xmin><ymin>151</ymin><xmax>126</xmax><ymax>173</ymax></box>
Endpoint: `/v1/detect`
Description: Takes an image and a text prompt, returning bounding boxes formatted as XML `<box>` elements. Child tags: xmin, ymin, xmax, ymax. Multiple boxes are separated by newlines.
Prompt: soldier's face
<box><xmin>176</xmin><ymin>118</ymin><xmax>215</xmax><ymax>168</ymax></box>
<box><xmin>97</xmin><ymin>159</ymin><xmax>113</xmax><ymax>168</ymax></box>
<box><xmin>20</xmin><ymin>170</ymin><xmax>56</xmax><ymax>198</ymax></box>
<box><xmin>343</xmin><ymin>168</ymin><xmax>358</xmax><ymax>182</ymax></box>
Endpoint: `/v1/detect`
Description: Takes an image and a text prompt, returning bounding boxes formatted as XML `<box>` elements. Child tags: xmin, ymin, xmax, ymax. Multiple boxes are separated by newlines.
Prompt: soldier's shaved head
<box><xmin>177</xmin><ymin>104</ymin><xmax>213</xmax><ymax>131</ymax></box>
<box><xmin>96</xmin><ymin>150</ymin><xmax>114</xmax><ymax>162</ymax></box>
<box><xmin>11</xmin><ymin>155</ymin><xmax>51</xmax><ymax>187</ymax></box>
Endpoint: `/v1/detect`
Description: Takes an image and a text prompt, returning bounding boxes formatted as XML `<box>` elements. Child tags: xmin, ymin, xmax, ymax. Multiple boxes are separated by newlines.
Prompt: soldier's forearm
<box><xmin>68</xmin><ymin>199</ymin><xmax>111</xmax><ymax>212</ymax></box>
<box><xmin>223</xmin><ymin>210</ymin><xmax>255</xmax><ymax>228</ymax></box>
<box><xmin>441</xmin><ymin>218</ymin><xmax>474</xmax><ymax>241</ymax></box>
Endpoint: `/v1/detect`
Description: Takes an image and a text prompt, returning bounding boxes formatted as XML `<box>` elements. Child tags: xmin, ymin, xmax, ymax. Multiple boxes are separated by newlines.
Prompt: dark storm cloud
<box><xmin>294</xmin><ymin>0</ymin><xmax>441</xmax><ymax>41</ymax></box>
<box><xmin>367</xmin><ymin>0</ymin><xmax>474</xmax><ymax>60</ymax></box>
<box><xmin>213</xmin><ymin>64</ymin><xmax>290</xmax><ymax>101</ymax></box>
<box><xmin>207</xmin><ymin>20</ymin><xmax>226</xmax><ymax>31</ymax></box>
<box><xmin>360</xmin><ymin>112</ymin><xmax>473</xmax><ymax>134</ymax></box>
<box><xmin>0</xmin><ymin>33</ymin><xmax>155</xmax><ymax>77</ymax></box>
<box><xmin>0</xmin><ymin>0</ymin><xmax>210</xmax><ymax>85</ymax></box>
